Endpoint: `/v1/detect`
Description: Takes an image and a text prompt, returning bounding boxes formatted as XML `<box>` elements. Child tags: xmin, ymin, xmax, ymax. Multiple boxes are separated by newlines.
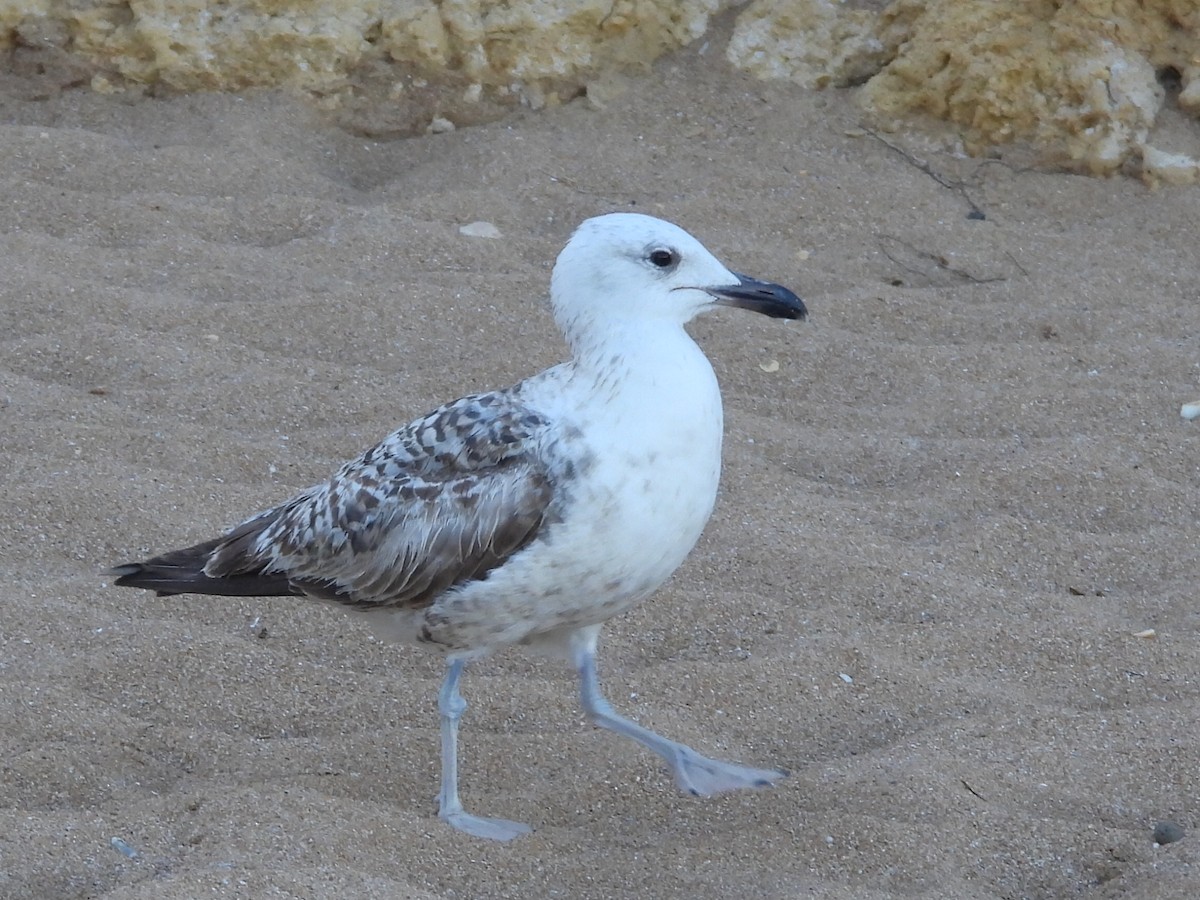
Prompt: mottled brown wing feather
<box><xmin>240</xmin><ymin>459</ymin><xmax>553</xmax><ymax>609</ymax></box>
<box><xmin>111</xmin><ymin>389</ymin><xmax>557</xmax><ymax>609</ymax></box>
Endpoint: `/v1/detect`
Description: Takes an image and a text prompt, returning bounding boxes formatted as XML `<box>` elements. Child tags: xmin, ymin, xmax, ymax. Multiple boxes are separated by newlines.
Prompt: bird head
<box><xmin>550</xmin><ymin>213</ymin><xmax>806</xmax><ymax>341</ymax></box>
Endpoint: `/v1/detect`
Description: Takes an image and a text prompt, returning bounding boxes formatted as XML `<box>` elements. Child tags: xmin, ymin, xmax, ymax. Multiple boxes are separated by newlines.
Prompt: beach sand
<box><xmin>2</xmin><ymin>38</ymin><xmax>1198</xmax><ymax>900</ymax></box>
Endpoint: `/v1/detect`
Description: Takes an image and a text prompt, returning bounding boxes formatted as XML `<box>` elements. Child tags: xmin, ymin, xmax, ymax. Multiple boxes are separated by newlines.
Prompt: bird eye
<box><xmin>648</xmin><ymin>248</ymin><xmax>678</xmax><ymax>269</ymax></box>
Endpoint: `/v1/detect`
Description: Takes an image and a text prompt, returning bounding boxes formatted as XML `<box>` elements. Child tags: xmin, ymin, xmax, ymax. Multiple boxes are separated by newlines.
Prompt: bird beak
<box><xmin>708</xmin><ymin>272</ymin><xmax>807</xmax><ymax>320</ymax></box>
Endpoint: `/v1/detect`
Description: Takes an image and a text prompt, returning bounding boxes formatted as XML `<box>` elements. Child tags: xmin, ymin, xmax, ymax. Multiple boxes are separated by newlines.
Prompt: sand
<box><xmin>2</xmin><ymin>38</ymin><xmax>1199</xmax><ymax>900</ymax></box>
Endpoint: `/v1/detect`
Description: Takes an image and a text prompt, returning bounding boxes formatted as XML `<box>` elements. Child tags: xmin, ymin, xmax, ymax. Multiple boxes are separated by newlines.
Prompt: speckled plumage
<box><xmin>111</xmin><ymin>386</ymin><xmax>556</xmax><ymax>617</ymax></box>
<box><xmin>216</xmin><ymin>388</ymin><xmax>557</xmax><ymax>616</ymax></box>
<box><xmin>111</xmin><ymin>213</ymin><xmax>806</xmax><ymax>840</ymax></box>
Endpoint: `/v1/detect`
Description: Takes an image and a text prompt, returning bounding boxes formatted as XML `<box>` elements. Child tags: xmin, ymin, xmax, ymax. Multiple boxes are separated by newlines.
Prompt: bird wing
<box><xmin>112</xmin><ymin>389</ymin><xmax>555</xmax><ymax>609</ymax></box>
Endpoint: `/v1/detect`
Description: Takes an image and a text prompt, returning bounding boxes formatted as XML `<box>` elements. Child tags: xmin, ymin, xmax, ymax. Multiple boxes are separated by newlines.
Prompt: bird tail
<box><xmin>109</xmin><ymin>515</ymin><xmax>298</xmax><ymax>598</ymax></box>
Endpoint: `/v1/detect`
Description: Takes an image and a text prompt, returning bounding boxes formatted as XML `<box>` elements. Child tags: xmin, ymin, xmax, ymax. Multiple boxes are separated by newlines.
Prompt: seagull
<box><xmin>110</xmin><ymin>212</ymin><xmax>807</xmax><ymax>840</ymax></box>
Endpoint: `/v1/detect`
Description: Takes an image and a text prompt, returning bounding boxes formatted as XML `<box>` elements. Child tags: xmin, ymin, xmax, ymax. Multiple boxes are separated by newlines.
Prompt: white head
<box><xmin>549</xmin><ymin>213</ymin><xmax>805</xmax><ymax>348</ymax></box>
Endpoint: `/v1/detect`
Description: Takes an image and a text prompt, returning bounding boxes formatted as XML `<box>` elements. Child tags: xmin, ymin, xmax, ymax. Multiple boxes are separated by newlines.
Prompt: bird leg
<box><xmin>574</xmin><ymin>642</ymin><xmax>787</xmax><ymax>796</ymax></box>
<box><xmin>436</xmin><ymin>658</ymin><xmax>532</xmax><ymax>840</ymax></box>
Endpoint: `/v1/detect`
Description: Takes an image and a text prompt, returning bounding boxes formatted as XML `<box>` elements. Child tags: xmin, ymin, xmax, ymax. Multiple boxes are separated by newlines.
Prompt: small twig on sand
<box><xmin>878</xmin><ymin>235</ymin><xmax>1007</xmax><ymax>285</ymax></box>
<box><xmin>961</xmin><ymin>779</ymin><xmax>987</xmax><ymax>801</ymax></box>
<box><xmin>1004</xmin><ymin>250</ymin><xmax>1029</xmax><ymax>278</ymax></box>
<box><xmin>862</xmin><ymin>127</ymin><xmax>987</xmax><ymax>220</ymax></box>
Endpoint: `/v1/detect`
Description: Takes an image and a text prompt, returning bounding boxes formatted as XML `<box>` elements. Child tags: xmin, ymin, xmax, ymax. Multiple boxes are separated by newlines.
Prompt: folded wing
<box><xmin>111</xmin><ymin>390</ymin><xmax>555</xmax><ymax>610</ymax></box>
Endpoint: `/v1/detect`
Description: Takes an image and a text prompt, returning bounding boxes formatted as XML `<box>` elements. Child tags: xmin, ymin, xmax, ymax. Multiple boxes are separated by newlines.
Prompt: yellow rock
<box><xmin>1143</xmin><ymin>146</ymin><xmax>1200</xmax><ymax>186</ymax></box>
<box><xmin>726</xmin><ymin>0</ymin><xmax>1199</xmax><ymax>180</ymax></box>
<box><xmin>5</xmin><ymin>0</ymin><xmax>1197</xmax><ymax>178</ymax></box>
<box><xmin>858</xmin><ymin>0</ymin><xmax>1200</xmax><ymax>178</ymax></box>
<box><xmin>0</xmin><ymin>0</ymin><xmax>730</xmax><ymax>134</ymax></box>
<box><xmin>727</xmin><ymin>0</ymin><xmax>886</xmax><ymax>89</ymax></box>
<box><xmin>1</xmin><ymin>0</ymin><xmax>726</xmax><ymax>92</ymax></box>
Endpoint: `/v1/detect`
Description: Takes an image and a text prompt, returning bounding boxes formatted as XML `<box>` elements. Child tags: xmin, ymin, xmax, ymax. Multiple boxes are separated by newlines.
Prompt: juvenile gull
<box><xmin>111</xmin><ymin>212</ymin><xmax>806</xmax><ymax>840</ymax></box>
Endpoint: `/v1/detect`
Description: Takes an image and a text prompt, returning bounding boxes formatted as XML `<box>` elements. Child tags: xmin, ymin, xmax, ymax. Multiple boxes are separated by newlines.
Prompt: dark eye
<box><xmin>648</xmin><ymin>248</ymin><xmax>678</xmax><ymax>269</ymax></box>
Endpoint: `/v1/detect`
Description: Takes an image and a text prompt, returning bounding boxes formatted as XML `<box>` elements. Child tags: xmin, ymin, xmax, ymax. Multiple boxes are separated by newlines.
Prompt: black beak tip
<box><xmin>775</xmin><ymin>292</ymin><xmax>808</xmax><ymax>321</ymax></box>
<box><xmin>714</xmin><ymin>272</ymin><xmax>808</xmax><ymax>320</ymax></box>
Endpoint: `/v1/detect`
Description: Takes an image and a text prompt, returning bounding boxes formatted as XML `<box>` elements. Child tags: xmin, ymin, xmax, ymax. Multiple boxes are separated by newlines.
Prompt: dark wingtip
<box><xmin>106</xmin><ymin>552</ymin><xmax>296</xmax><ymax>598</ymax></box>
<box><xmin>106</xmin><ymin>563</ymin><xmax>142</xmax><ymax>583</ymax></box>
<box><xmin>106</xmin><ymin>561</ymin><xmax>188</xmax><ymax>596</ymax></box>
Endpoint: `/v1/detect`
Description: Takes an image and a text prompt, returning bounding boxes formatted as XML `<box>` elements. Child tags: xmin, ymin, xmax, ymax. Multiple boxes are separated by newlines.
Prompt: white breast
<box><xmin>384</xmin><ymin>325</ymin><xmax>726</xmax><ymax>653</ymax></box>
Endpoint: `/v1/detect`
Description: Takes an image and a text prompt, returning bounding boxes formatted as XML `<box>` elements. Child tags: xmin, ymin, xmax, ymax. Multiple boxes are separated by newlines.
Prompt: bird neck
<box><xmin>560</xmin><ymin>318</ymin><xmax>722</xmax><ymax>440</ymax></box>
<box><xmin>567</xmin><ymin>317</ymin><xmax>704</xmax><ymax>382</ymax></box>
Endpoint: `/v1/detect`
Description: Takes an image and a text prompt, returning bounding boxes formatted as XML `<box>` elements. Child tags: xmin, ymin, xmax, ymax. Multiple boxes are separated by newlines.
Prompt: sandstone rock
<box><xmin>1</xmin><ymin>0</ymin><xmax>728</xmax><ymax>133</ymax></box>
<box><xmin>727</xmin><ymin>0</ymin><xmax>887</xmax><ymax>90</ymax></box>
<box><xmin>2</xmin><ymin>1</ymin><xmax>728</xmax><ymax>91</ymax></box>
<box><xmin>858</xmin><ymin>0</ymin><xmax>1200</xmax><ymax>179</ymax></box>
<box><xmin>725</xmin><ymin>0</ymin><xmax>1199</xmax><ymax>182</ymax></box>
<box><xmin>1142</xmin><ymin>145</ymin><xmax>1200</xmax><ymax>187</ymax></box>
<box><xmin>4</xmin><ymin>0</ymin><xmax>1197</xmax><ymax>180</ymax></box>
